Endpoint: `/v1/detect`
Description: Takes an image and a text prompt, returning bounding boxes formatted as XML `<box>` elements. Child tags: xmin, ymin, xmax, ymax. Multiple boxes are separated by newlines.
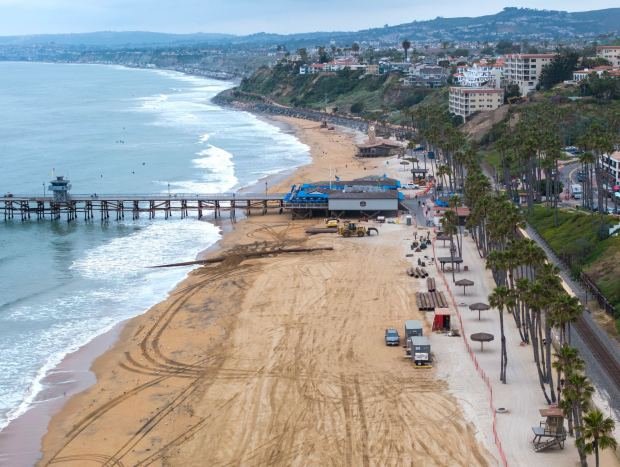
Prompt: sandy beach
<box><xmin>27</xmin><ymin>117</ymin><xmax>495</xmax><ymax>466</ymax></box>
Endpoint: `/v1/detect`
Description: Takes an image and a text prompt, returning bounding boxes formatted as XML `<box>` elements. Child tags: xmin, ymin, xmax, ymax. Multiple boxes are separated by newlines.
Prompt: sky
<box><xmin>0</xmin><ymin>0</ymin><xmax>618</xmax><ymax>36</ymax></box>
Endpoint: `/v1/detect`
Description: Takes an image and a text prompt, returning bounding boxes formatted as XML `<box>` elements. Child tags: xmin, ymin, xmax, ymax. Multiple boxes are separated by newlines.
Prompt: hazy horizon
<box><xmin>0</xmin><ymin>1</ymin><xmax>619</xmax><ymax>36</ymax></box>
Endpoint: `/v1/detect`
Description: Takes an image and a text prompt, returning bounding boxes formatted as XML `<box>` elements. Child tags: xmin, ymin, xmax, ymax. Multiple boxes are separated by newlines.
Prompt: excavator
<box><xmin>337</xmin><ymin>221</ymin><xmax>379</xmax><ymax>237</ymax></box>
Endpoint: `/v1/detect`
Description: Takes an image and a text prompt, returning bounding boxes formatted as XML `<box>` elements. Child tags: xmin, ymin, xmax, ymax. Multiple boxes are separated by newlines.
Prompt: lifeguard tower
<box><xmin>48</xmin><ymin>176</ymin><xmax>72</xmax><ymax>203</ymax></box>
<box><xmin>532</xmin><ymin>407</ymin><xmax>567</xmax><ymax>451</ymax></box>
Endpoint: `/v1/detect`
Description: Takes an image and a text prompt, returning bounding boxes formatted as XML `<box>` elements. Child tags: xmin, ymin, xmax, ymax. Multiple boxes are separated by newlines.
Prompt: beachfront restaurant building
<box><xmin>283</xmin><ymin>177</ymin><xmax>403</xmax><ymax>218</ymax></box>
<box><xmin>328</xmin><ymin>191</ymin><xmax>400</xmax><ymax>213</ymax></box>
<box><xmin>357</xmin><ymin>139</ymin><xmax>403</xmax><ymax>158</ymax></box>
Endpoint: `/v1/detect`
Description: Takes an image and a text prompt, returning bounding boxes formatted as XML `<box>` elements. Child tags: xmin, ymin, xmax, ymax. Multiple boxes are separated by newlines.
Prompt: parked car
<box><xmin>384</xmin><ymin>328</ymin><xmax>400</xmax><ymax>346</ymax></box>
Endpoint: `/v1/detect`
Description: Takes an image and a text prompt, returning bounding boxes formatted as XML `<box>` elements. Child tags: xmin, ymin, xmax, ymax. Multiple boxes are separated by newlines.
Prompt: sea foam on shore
<box><xmin>0</xmin><ymin>62</ymin><xmax>310</xmax><ymax>433</ymax></box>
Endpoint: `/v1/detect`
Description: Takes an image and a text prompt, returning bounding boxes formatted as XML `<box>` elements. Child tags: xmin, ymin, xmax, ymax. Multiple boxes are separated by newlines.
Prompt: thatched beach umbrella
<box><xmin>455</xmin><ymin>278</ymin><xmax>474</xmax><ymax>295</ymax></box>
<box><xmin>469</xmin><ymin>302</ymin><xmax>490</xmax><ymax>320</ymax></box>
<box><xmin>471</xmin><ymin>332</ymin><xmax>494</xmax><ymax>351</ymax></box>
<box><xmin>436</xmin><ymin>233</ymin><xmax>451</xmax><ymax>246</ymax></box>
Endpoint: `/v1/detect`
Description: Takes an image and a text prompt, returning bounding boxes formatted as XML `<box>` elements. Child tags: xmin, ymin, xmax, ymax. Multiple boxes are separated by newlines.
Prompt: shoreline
<box><xmin>0</xmin><ymin>114</ymin><xmax>352</xmax><ymax>466</ymax></box>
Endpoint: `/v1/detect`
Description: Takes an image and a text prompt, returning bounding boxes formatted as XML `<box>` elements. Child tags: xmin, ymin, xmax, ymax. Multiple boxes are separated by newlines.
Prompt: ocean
<box><xmin>0</xmin><ymin>62</ymin><xmax>310</xmax><ymax>431</ymax></box>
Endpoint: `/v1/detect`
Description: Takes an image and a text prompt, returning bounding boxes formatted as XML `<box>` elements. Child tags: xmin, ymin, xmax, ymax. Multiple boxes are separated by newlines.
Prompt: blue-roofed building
<box><xmin>283</xmin><ymin>176</ymin><xmax>404</xmax><ymax>218</ymax></box>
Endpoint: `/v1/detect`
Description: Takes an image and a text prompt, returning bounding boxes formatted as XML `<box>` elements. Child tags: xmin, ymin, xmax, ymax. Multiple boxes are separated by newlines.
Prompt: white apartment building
<box><xmin>455</xmin><ymin>63</ymin><xmax>503</xmax><ymax>88</ymax></box>
<box><xmin>597</xmin><ymin>46</ymin><xmax>620</xmax><ymax>67</ymax></box>
<box><xmin>602</xmin><ymin>151</ymin><xmax>620</xmax><ymax>186</ymax></box>
<box><xmin>449</xmin><ymin>87</ymin><xmax>504</xmax><ymax>120</ymax></box>
<box><xmin>503</xmin><ymin>53</ymin><xmax>555</xmax><ymax>95</ymax></box>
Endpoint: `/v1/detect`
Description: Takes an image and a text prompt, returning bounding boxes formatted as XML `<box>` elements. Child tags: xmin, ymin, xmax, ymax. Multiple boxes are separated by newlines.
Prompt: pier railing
<box><xmin>1</xmin><ymin>192</ymin><xmax>286</xmax><ymax>202</ymax></box>
<box><xmin>1</xmin><ymin>193</ymin><xmax>288</xmax><ymax>222</ymax></box>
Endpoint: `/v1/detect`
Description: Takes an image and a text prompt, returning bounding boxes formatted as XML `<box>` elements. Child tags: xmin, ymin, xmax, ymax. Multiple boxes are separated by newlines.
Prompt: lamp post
<box><xmin>265</xmin><ymin>181</ymin><xmax>268</xmax><ymax>196</ymax></box>
<box><xmin>42</xmin><ymin>182</ymin><xmax>46</xmax><ymax>198</ymax></box>
<box><xmin>167</xmin><ymin>182</ymin><xmax>171</xmax><ymax>197</ymax></box>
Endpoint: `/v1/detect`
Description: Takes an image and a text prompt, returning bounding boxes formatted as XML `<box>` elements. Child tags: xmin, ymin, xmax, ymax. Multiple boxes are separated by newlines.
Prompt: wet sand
<box><xmin>27</xmin><ymin>117</ymin><xmax>493</xmax><ymax>466</ymax></box>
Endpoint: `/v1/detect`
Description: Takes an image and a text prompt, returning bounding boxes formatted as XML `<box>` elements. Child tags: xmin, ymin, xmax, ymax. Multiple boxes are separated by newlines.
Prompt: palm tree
<box><xmin>565</xmin><ymin>373</ymin><xmax>595</xmax><ymax>467</ymax></box>
<box><xmin>538</xmin><ymin>263</ymin><xmax>563</xmax><ymax>404</ymax></box>
<box><xmin>549</xmin><ymin>294</ymin><xmax>582</xmax><ymax>345</ymax></box>
<box><xmin>402</xmin><ymin>39</ymin><xmax>411</xmax><ymax>61</ymax></box>
<box><xmin>489</xmin><ymin>285</ymin><xmax>512</xmax><ymax>383</ymax></box>
<box><xmin>449</xmin><ymin>195</ymin><xmax>463</xmax><ymax>256</ymax></box>
<box><xmin>580</xmin><ymin>409</ymin><xmax>617</xmax><ymax>467</ymax></box>
<box><xmin>578</xmin><ymin>151</ymin><xmax>595</xmax><ymax>211</ymax></box>
<box><xmin>553</xmin><ymin>345</ymin><xmax>585</xmax><ymax>435</ymax></box>
<box><xmin>522</xmin><ymin>279</ymin><xmax>554</xmax><ymax>403</ymax></box>
<box><xmin>436</xmin><ymin>164</ymin><xmax>451</xmax><ymax>194</ymax></box>
<box><xmin>553</xmin><ymin>345</ymin><xmax>584</xmax><ymax>403</ymax></box>
<box><xmin>440</xmin><ymin>210</ymin><xmax>459</xmax><ymax>283</ymax></box>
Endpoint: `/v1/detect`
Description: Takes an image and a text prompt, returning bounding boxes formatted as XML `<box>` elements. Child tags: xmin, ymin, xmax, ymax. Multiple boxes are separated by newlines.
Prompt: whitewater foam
<box><xmin>0</xmin><ymin>219</ymin><xmax>221</xmax><ymax>430</ymax></box>
<box><xmin>0</xmin><ymin>62</ymin><xmax>311</xmax><ymax>436</ymax></box>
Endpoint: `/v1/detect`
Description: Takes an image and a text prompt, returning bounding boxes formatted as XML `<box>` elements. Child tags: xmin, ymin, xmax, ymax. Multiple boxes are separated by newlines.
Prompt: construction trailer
<box><xmin>404</xmin><ymin>320</ymin><xmax>423</xmax><ymax>339</ymax></box>
<box><xmin>409</xmin><ymin>336</ymin><xmax>432</xmax><ymax>366</ymax></box>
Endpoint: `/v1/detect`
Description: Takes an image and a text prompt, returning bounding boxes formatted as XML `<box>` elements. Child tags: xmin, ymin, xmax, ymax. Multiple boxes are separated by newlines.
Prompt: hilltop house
<box><xmin>573</xmin><ymin>66</ymin><xmax>620</xmax><ymax>82</ymax></box>
<box><xmin>403</xmin><ymin>65</ymin><xmax>448</xmax><ymax>87</ymax></box>
<box><xmin>299</xmin><ymin>57</ymin><xmax>367</xmax><ymax>75</ymax></box>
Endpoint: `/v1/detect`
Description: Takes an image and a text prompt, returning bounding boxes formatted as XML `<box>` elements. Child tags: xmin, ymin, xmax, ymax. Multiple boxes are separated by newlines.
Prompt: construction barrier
<box><xmin>432</xmin><ymin>233</ymin><xmax>509</xmax><ymax>467</ymax></box>
<box><xmin>422</xmin><ymin>181</ymin><xmax>434</xmax><ymax>195</ymax></box>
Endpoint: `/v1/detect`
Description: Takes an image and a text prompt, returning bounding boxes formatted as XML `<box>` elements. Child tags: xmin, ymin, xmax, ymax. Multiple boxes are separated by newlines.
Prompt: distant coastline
<box><xmin>0</xmin><ymin>58</ymin><xmax>242</xmax><ymax>82</ymax></box>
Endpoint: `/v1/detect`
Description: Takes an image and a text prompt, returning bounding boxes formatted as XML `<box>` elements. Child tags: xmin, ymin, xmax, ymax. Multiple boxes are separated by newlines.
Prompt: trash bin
<box><xmin>406</xmin><ymin>215</ymin><xmax>412</xmax><ymax>226</ymax></box>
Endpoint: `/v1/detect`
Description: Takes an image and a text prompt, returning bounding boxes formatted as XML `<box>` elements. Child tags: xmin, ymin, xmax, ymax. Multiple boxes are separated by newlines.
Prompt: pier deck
<box><xmin>1</xmin><ymin>193</ymin><xmax>287</xmax><ymax>222</ymax></box>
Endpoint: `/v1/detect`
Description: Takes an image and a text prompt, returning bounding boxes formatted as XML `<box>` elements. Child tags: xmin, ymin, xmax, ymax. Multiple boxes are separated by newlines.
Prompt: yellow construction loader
<box><xmin>325</xmin><ymin>218</ymin><xmax>340</xmax><ymax>228</ymax></box>
<box><xmin>337</xmin><ymin>222</ymin><xmax>379</xmax><ymax>237</ymax></box>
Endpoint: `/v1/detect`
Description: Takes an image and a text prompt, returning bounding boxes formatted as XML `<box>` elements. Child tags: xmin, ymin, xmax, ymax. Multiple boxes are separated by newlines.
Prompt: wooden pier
<box><xmin>0</xmin><ymin>193</ymin><xmax>286</xmax><ymax>222</ymax></box>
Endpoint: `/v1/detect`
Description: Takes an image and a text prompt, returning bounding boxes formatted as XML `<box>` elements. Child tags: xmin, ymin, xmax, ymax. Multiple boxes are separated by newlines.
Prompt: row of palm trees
<box><xmin>495</xmin><ymin>104</ymin><xmax>619</xmax><ymax>220</ymax></box>
<box><xmin>411</xmin><ymin>104</ymin><xmax>616</xmax><ymax>466</ymax></box>
<box><xmin>467</xmin><ymin>148</ymin><xmax>616</xmax><ymax>467</ymax></box>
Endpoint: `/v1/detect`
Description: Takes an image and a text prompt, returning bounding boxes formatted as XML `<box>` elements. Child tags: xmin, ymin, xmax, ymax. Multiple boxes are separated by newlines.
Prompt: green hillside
<box><xmin>528</xmin><ymin>206</ymin><xmax>620</xmax><ymax>331</ymax></box>
<box><xmin>238</xmin><ymin>63</ymin><xmax>446</xmax><ymax>123</ymax></box>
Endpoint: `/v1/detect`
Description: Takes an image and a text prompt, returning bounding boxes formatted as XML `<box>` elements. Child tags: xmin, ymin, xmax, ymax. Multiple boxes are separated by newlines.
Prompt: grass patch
<box><xmin>480</xmin><ymin>149</ymin><xmax>501</xmax><ymax>171</ymax></box>
<box><xmin>527</xmin><ymin>205</ymin><xmax>620</xmax><ymax>316</ymax></box>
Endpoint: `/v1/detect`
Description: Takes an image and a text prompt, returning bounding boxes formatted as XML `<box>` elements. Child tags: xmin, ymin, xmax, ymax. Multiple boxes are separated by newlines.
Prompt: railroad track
<box><xmin>573</xmin><ymin>316</ymin><xmax>620</xmax><ymax>389</ymax></box>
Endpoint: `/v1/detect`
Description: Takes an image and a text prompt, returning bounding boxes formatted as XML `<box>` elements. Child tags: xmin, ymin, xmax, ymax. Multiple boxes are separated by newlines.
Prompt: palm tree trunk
<box><xmin>530</xmin><ymin>313</ymin><xmax>552</xmax><ymax>403</ymax></box>
<box><xmin>595</xmin><ymin>442</ymin><xmax>599</xmax><ymax>467</ymax></box>
<box><xmin>500</xmin><ymin>309</ymin><xmax>508</xmax><ymax>383</ymax></box>
<box><xmin>449</xmin><ymin>236</ymin><xmax>456</xmax><ymax>283</ymax></box>
<box><xmin>545</xmin><ymin>324</ymin><xmax>556</xmax><ymax>402</ymax></box>
<box><xmin>553</xmin><ymin>159</ymin><xmax>559</xmax><ymax>226</ymax></box>
<box><xmin>573</xmin><ymin>404</ymin><xmax>588</xmax><ymax>467</ymax></box>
